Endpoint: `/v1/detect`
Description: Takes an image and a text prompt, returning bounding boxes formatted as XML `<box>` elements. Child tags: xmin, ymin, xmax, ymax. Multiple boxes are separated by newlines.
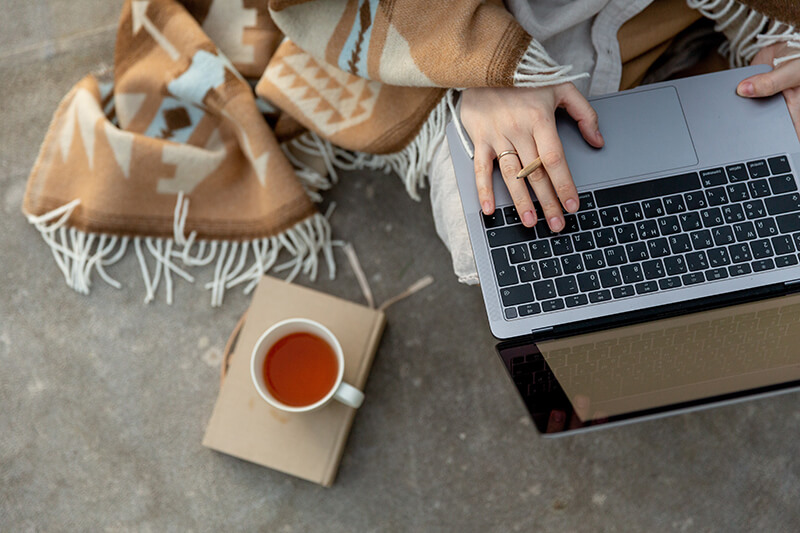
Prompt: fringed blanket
<box><xmin>22</xmin><ymin>0</ymin><xmax>800</xmax><ymax>305</ymax></box>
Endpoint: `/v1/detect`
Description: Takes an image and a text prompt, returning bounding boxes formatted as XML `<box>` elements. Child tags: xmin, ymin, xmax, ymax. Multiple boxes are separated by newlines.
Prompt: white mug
<box><xmin>250</xmin><ymin>318</ymin><xmax>364</xmax><ymax>412</ymax></box>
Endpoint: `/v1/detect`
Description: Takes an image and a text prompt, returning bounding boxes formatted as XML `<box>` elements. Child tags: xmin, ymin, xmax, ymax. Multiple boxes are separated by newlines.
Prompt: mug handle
<box><xmin>333</xmin><ymin>381</ymin><xmax>364</xmax><ymax>408</ymax></box>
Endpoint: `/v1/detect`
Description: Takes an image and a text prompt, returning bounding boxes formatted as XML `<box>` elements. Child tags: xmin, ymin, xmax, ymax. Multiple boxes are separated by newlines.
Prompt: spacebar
<box><xmin>594</xmin><ymin>172</ymin><xmax>701</xmax><ymax>207</ymax></box>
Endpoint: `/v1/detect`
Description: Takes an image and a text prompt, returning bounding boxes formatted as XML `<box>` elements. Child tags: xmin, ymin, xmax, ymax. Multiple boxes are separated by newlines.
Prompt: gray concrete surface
<box><xmin>2</xmin><ymin>1</ymin><xmax>800</xmax><ymax>531</ymax></box>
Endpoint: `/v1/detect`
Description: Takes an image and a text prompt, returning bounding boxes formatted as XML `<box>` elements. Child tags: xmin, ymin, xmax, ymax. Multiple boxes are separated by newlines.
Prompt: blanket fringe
<box><xmin>513</xmin><ymin>38</ymin><xmax>590</xmax><ymax>88</ymax></box>
<box><xmin>25</xmin><ymin>194</ymin><xmax>335</xmax><ymax>307</ymax></box>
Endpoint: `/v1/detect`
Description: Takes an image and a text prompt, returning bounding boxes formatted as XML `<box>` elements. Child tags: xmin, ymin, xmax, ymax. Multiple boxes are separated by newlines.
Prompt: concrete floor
<box><xmin>2</xmin><ymin>1</ymin><xmax>800</xmax><ymax>531</ymax></box>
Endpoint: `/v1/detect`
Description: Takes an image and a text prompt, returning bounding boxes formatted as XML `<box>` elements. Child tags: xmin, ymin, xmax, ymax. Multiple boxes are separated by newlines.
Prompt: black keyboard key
<box><xmin>766</xmin><ymin>193</ymin><xmax>800</xmax><ymax>216</ymax></box>
<box><xmin>658</xmin><ymin>215</ymin><xmax>681</xmax><ymax>236</ymax></box>
<box><xmin>733</xmin><ymin>222</ymin><xmax>757</xmax><ymax>241</ymax></box>
<box><xmin>626</xmin><ymin>242</ymin><xmax>649</xmax><ymax>262</ymax></box>
<box><xmin>706</xmin><ymin>186</ymin><xmax>729</xmax><ymax>206</ymax></box>
<box><xmin>726</xmin><ymin>163</ymin><xmax>749</xmax><ymax>182</ymax></box>
<box><xmin>533</xmin><ymin>280</ymin><xmax>557</xmax><ymax>300</ymax></box>
<box><xmin>729</xmin><ymin>263</ymin><xmax>752</xmax><ymax>276</ymax></box>
<box><xmin>540</xmin><ymin>258</ymin><xmax>562</xmax><ymax>278</ymax></box>
<box><xmin>682</xmin><ymin>272</ymin><xmax>705</xmax><ymax>285</ymax></box>
<box><xmin>701</xmin><ymin>167</ymin><xmax>727</xmax><ymax>187</ymax></box>
<box><xmin>635</xmin><ymin>281</ymin><xmax>659</xmax><ymax>294</ymax></box>
<box><xmin>743</xmin><ymin>199</ymin><xmax>767</xmax><ymax>220</ymax></box>
<box><xmin>679</xmin><ymin>212</ymin><xmax>702</xmax><ymax>231</ymax></box>
<box><xmin>492</xmin><ymin>249</ymin><xmax>519</xmax><ymax>287</ymax></box>
<box><xmin>722</xmin><ymin>204</ymin><xmax>745</xmax><ymax>223</ymax></box>
<box><xmin>604</xmin><ymin>246</ymin><xmax>627</xmax><ymax>266</ymax></box>
<box><xmin>507</xmin><ymin>244</ymin><xmax>530</xmax><ymax>264</ymax></box>
<box><xmin>770</xmin><ymin>174</ymin><xmax>797</xmax><ymax>194</ymax></box>
<box><xmin>727</xmin><ymin>183</ymin><xmax>750</xmax><ymax>202</ymax></box>
<box><xmin>750</xmin><ymin>239</ymin><xmax>774</xmax><ymax>259</ymax></box>
<box><xmin>755</xmin><ymin>218</ymin><xmax>778</xmax><ymax>238</ymax></box>
<box><xmin>582</xmin><ymin>250</ymin><xmax>606</xmax><ymax>270</ymax></box>
<box><xmin>501</xmin><ymin>284</ymin><xmax>534</xmax><ymax>306</ymax></box>
<box><xmin>615</xmin><ymin>224</ymin><xmax>638</xmax><ymax>244</ymax></box>
<box><xmin>643</xmin><ymin>259</ymin><xmax>666</xmax><ymax>279</ymax></box>
<box><xmin>555</xmin><ymin>276</ymin><xmax>579</xmax><ymax>296</ymax></box>
<box><xmin>701</xmin><ymin>207</ymin><xmax>725</xmax><ymax>228</ymax></box>
<box><xmin>684</xmin><ymin>191</ymin><xmax>707</xmax><ymax>210</ymax></box>
<box><xmin>594</xmin><ymin>227</ymin><xmax>617</xmax><ymax>247</ymax></box>
<box><xmin>669</xmin><ymin>234</ymin><xmax>692</xmax><ymax>254</ymax></box>
<box><xmin>706</xmin><ymin>268</ymin><xmax>728</xmax><ymax>281</ymax></box>
<box><xmin>749</xmin><ymin>179</ymin><xmax>771</xmax><ymax>199</ymax></box>
<box><xmin>572</xmin><ymin>232</ymin><xmax>595</xmax><ymax>252</ymax></box>
<box><xmin>578</xmin><ymin>211</ymin><xmax>601</xmax><ymax>230</ymax></box>
<box><xmin>565</xmin><ymin>294</ymin><xmax>589</xmax><ymax>308</ymax></box>
<box><xmin>561</xmin><ymin>254</ymin><xmax>584</xmax><ymax>274</ymax></box>
<box><xmin>503</xmin><ymin>206</ymin><xmax>521</xmax><ymax>225</ymax></box>
<box><xmin>541</xmin><ymin>299</ymin><xmax>565</xmax><ymax>312</ymax></box>
<box><xmin>578</xmin><ymin>192</ymin><xmax>596</xmax><ymax>210</ymax></box>
<box><xmin>483</xmin><ymin>211</ymin><xmax>505</xmax><ymax>228</ymax></box>
<box><xmin>768</xmin><ymin>156</ymin><xmax>791</xmax><ymax>175</ymax></box>
<box><xmin>561</xmin><ymin>214</ymin><xmax>580</xmax><ymax>234</ymax></box>
<box><xmin>518</xmin><ymin>262</ymin><xmax>540</xmax><ymax>282</ymax></box>
<box><xmin>647</xmin><ymin>238</ymin><xmax>671</xmax><ymax>258</ymax></box>
<box><xmin>663</xmin><ymin>194</ymin><xmax>687</xmax><ymax>214</ymax></box>
<box><xmin>728</xmin><ymin>243</ymin><xmax>752</xmax><ymax>263</ymax></box>
<box><xmin>753</xmin><ymin>258</ymin><xmax>775</xmax><ymax>272</ymax></box>
<box><xmin>642</xmin><ymin>199</ymin><xmax>665</xmax><ymax>218</ymax></box>
<box><xmin>577</xmin><ymin>272</ymin><xmax>601</xmax><ymax>292</ymax></box>
<box><xmin>535</xmin><ymin>219</ymin><xmax>555</xmax><ymax>239</ymax></box>
<box><xmin>599</xmin><ymin>207</ymin><xmax>622</xmax><ymax>226</ymax></box>
<box><xmin>588</xmin><ymin>289</ymin><xmax>612</xmax><ymax>303</ymax></box>
<box><xmin>621</xmin><ymin>203</ymin><xmax>644</xmax><ymax>222</ymax></box>
<box><xmin>664</xmin><ymin>255</ymin><xmax>688</xmax><ymax>275</ymax></box>
<box><xmin>612</xmin><ymin>285</ymin><xmax>636</xmax><ymax>298</ymax></box>
<box><xmin>594</xmin><ymin>172</ymin><xmax>700</xmax><ymax>207</ymax></box>
<box><xmin>712</xmin><ymin>226</ymin><xmax>736</xmax><ymax>246</ymax></box>
<box><xmin>776</xmin><ymin>255</ymin><xmax>799</xmax><ymax>268</ymax></box>
<box><xmin>690</xmin><ymin>229</ymin><xmax>714</xmax><ymax>250</ymax></box>
<box><xmin>518</xmin><ymin>303</ymin><xmax>541</xmax><ymax>316</ymax></box>
<box><xmin>551</xmin><ymin>236</ymin><xmax>573</xmax><ymax>255</ymax></box>
<box><xmin>777</xmin><ymin>213</ymin><xmax>800</xmax><ymax>233</ymax></box>
<box><xmin>487</xmin><ymin>225</ymin><xmax>536</xmax><ymax>247</ymax></box>
<box><xmin>659</xmin><ymin>276</ymin><xmax>682</xmax><ymax>290</ymax></box>
<box><xmin>529</xmin><ymin>240</ymin><xmax>552</xmax><ymax>259</ymax></box>
<box><xmin>637</xmin><ymin>220</ymin><xmax>660</xmax><ymax>239</ymax></box>
<box><xmin>747</xmin><ymin>159</ymin><xmax>769</xmax><ymax>178</ymax></box>
<box><xmin>707</xmin><ymin>247</ymin><xmax>731</xmax><ymax>267</ymax></box>
<box><xmin>772</xmin><ymin>235</ymin><xmax>795</xmax><ymax>255</ymax></box>
<box><xmin>686</xmin><ymin>251</ymin><xmax>709</xmax><ymax>271</ymax></box>
<box><xmin>621</xmin><ymin>263</ymin><xmax>644</xmax><ymax>284</ymax></box>
<box><xmin>599</xmin><ymin>267</ymin><xmax>622</xmax><ymax>287</ymax></box>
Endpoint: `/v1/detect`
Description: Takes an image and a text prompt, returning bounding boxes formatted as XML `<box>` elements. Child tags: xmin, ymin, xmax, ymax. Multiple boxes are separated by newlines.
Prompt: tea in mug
<box><xmin>263</xmin><ymin>332</ymin><xmax>338</xmax><ymax>407</ymax></box>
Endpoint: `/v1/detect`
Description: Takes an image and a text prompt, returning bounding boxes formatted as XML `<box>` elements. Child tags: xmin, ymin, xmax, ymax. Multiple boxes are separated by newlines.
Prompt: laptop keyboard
<box><xmin>485</xmin><ymin>155</ymin><xmax>800</xmax><ymax>320</ymax></box>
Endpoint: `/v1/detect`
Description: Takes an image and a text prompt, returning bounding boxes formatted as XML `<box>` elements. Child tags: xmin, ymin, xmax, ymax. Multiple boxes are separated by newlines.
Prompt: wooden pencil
<box><xmin>516</xmin><ymin>157</ymin><xmax>543</xmax><ymax>179</ymax></box>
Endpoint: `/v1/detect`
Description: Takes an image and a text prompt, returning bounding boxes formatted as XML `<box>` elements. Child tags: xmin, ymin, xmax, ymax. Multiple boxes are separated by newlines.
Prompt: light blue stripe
<box><xmin>337</xmin><ymin>0</ymin><xmax>379</xmax><ymax>78</ymax></box>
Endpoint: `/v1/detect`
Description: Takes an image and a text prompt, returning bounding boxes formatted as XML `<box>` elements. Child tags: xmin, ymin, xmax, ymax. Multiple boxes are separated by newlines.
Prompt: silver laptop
<box><xmin>448</xmin><ymin>65</ymin><xmax>800</xmax><ymax>436</ymax></box>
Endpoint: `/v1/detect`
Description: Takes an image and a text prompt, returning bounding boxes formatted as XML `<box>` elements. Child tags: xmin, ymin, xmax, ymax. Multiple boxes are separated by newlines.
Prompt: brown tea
<box><xmin>263</xmin><ymin>332</ymin><xmax>338</xmax><ymax>407</ymax></box>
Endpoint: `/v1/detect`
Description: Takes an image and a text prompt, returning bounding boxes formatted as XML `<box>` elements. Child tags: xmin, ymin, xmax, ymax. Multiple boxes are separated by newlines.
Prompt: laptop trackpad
<box><xmin>556</xmin><ymin>86</ymin><xmax>698</xmax><ymax>188</ymax></box>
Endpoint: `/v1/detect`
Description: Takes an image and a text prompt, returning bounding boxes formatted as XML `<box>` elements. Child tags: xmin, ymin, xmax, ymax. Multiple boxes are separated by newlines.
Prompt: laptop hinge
<box><xmin>531</xmin><ymin>326</ymin><xmax>554</xmax><ymax>339</ymax></box>
<box><xmin>785</xmin><ymin>278</ymin><xmax>800</xmax><ymax>287</ymax></box>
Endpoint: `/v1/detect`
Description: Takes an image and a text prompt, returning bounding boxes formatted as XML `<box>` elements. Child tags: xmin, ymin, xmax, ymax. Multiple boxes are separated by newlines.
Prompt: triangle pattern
<box><xmin>104</xmin><ymin>122</ymin><xmax>135</xmax><ymax>178</ymax></box>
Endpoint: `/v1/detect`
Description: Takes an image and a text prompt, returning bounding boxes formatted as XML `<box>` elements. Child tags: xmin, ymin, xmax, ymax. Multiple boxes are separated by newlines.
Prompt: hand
<box><xmin>460</xmin><ymin>84</ymin><xmax>604</xmax><ymax>232</ymax></box>
<box><xmin>738</xmin><ymin>43</ymin><xmax>800</xmax><ymax>140</ymax></box>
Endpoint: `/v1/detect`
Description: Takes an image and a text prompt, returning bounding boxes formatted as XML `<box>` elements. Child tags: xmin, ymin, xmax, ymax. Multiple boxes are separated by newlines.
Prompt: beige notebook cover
<box><xmin>202</xmin><ymin>276</ymin><xmax>386</xmax><ymax>487</ymax></box>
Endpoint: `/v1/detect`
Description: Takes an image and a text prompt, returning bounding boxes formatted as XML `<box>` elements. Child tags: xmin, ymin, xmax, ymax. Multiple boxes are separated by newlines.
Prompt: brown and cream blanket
<box><xmin>22</xmin><ymin>0</ymin><xmax>800</xmax><ymax>305</ymax></box>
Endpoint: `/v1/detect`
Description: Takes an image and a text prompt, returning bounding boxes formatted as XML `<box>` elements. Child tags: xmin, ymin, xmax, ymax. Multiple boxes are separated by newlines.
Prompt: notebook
<box><xmin>202</xmin><ymin>276</ymin><xmax>386</xmax><ymax>486</ymax></box>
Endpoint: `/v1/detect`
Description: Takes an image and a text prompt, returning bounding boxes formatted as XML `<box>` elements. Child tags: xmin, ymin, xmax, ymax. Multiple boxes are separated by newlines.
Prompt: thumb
<box><xmin>737</xmin><ymin>67</ymin><xmax>798</xmax><ymax>98</ymax></box>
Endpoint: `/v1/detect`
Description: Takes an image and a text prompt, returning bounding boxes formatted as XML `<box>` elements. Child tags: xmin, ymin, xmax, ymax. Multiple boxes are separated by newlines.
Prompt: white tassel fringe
<box><xmin>513</xmin><ymin>38</ymin><xmax>590</xmax><ymax>88</ymax></box>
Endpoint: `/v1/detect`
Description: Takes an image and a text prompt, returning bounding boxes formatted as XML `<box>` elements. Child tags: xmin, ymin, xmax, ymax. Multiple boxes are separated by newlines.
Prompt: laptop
<box><xmin>447</xmin><ymin>65</ymin><xmax>800</xmax><ymax>436</ymax></box>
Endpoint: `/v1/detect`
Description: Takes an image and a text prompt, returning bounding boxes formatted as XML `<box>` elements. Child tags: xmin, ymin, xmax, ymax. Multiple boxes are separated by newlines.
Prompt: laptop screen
<box><xmin>497</xmin><ymin>293</ymin><xmax>800</xmax><ymax>436</ymax></box>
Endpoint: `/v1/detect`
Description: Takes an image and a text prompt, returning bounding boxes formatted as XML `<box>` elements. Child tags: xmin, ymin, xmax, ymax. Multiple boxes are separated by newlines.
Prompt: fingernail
<box><xmin>553</xmin><ymin>411</ymin><xmax>564</xmax><ymax>423</ymax></box>
<box><xmin>482</xmin><ymin>201</ymin><xmax>491</xmax><ymax>214</ymax></box>
<box><xmin>549</xmin><ymin>217</ymin><xmax>563</xmax><ymax>231</ymax></box>
<box><xmin>738</xmin><ymin>82</ymin><xmax>754</xmax><ymax>97</ymax></box>
<box><xmin>595</xmin><ymin>130</ymin><xmax>603</xmax><ymax>141</ymax></box>
<box><xmin>522</xmin><ymin>210</ymin><xmax>536</xmax><ymax>226</ymax></box>
<box><xmin>565</xmin><ymin>199</ymin><xmax>578</xmax><ymax>212</ymax></box>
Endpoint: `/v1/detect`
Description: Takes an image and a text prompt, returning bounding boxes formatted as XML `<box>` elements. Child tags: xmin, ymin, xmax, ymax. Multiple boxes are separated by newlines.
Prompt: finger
<box><xmin>513</xmin><ymin>134</ymin><xmax>562</xmax><ymax>231</ymax></box>
<box><xmin>784</xmin><ymin>89</ymin><xmax>800</xmax><ymax>142</ymax></box>
<box><xmin>546</xmin><ymin>410</ymin><xmax>567</xmax><ymax>433</ymax></box>
<box><xmin>559</xmin><ymin>85</ymin><xmax>604</xmax><ymax>148</ymax></box>
<box><xmin>474</xmin><ymin>143</ymin><xmax>495</xmax><ymax>215</ymax></box>
<box><xmin>737</xmin><ymin>65</ymin><xmax>800</xmax><ymax>98</ymax></box>
<box><xmin>494</xmin><ymin>142</ymin><xmax>537</xmax><ymax>227</ymax></box>
<box><xmin>530</xmin><ymin>111</ymin><xmax>580</xmax><ymax>214</ymax></box>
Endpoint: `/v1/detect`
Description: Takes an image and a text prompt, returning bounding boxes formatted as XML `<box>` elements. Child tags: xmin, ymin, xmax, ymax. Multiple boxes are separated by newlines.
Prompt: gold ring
<box><xmin>496</xmin><ymin>150</ymin><xmax>518</xmax><ymax>160</ymax></box>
